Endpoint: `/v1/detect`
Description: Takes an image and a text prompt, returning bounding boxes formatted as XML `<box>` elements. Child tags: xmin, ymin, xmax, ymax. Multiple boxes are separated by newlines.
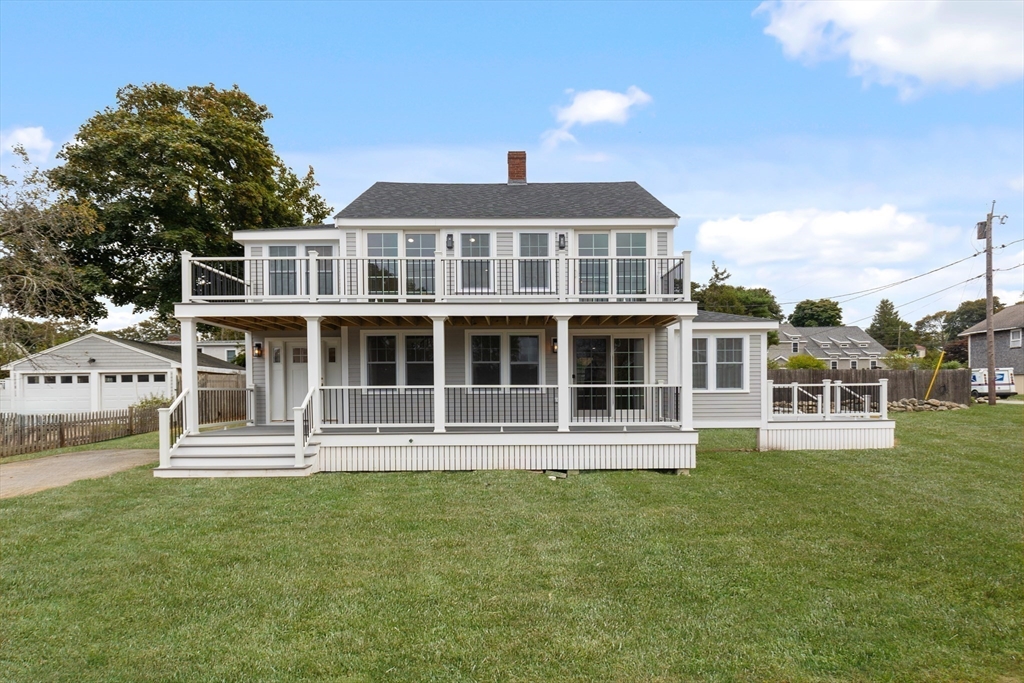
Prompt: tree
<box><xmin>943</xmin><ymin>297</ymin><xmax>1003</xmax><ymax>339</ymax></box>
<box><xmin>866</xmin><ymin>299</ymin><xmax>915</xmax><ymax>349</ymax></box>
<box><xmin>0</xmin><ymin>147</ymin><xmax>105</xmax><ymax>322</ymax></box>
<box><xmin>881</xmin><ymin>350</ymin><xmax>913</xmax><ymax>370</ymax></box>
<box><xmin>789</xmin><ymin>299</ymin><xmax>843</xmax><ymax>327</ymax></box>
<box><xmin>785</xmin><ymin>353</ymin><xmax>827</xmax><ymax>370</ymax></box>
<box><xmin>913</xmin><ymin>311</ymin><xmax>947</xmax><ymax>350</ymax></box>
<box><xmin>692</xmin><ymin>262</ymin><xmax>783</xmax><ymax>319</ymax></box>
<box><xmin>106</xmin><ymin>315</ymin><xmax>180</xmax><ymax>342</ymax></box>
<box><xmin>50</xmin><ymin>83</ymin><xmax>333</xmax><ymax>317</ymax></box>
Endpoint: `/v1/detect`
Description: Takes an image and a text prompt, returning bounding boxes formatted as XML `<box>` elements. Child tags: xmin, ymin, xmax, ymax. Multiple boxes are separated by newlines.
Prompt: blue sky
<box><xmin>2</xmin><ymin>1</ymin><xmax>1022</xmax><ymax>329</ymax></box>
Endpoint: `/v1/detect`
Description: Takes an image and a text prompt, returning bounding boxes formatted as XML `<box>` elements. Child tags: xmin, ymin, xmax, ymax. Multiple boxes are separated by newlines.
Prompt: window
<box><xmin>471</xmin><ymin>335</ymin><xmax>501</xmax><ymax>385</ymax></box>
<box><xmin>791</xmin><ymin>342</ymin><xmax>799</xmax><ymax>352</ymax></box>
<box><xmin>613</xmin><ymin>338</ymin><xmax>645</xmax><ymax>409</ymax></box>
<box><xmin>850</xmin><ymin>360</ymin><xmax>858</xmax><ymax>369</ymax></box>
<box><xmin>292</xmin><ymin>347</ymin><xmax>308</xmax><ymax>364</ymax></box>
<box><xmin>518</xmin><ymin>234</ymin><xmax>550</xmax><ymax>291</ymax></box>
<box><xmin>1011</xmin><ymin>329</ymin><xmax>1022</xmax><ymax>348</ymax></box>
<box><xmin>154</xmin><ymin>374</ymin><xmax>166</xmax><ymax>382</ymax></box>
<box><xmin>77</xmin><ymin>376</ymin><xmax>89</xmax><ymax>383</ymax></box>
<box><xmin>61</xmin><ymin>376</ymin><xmax>73</xmax><ymax>384</ymax></box>
<box><xmin>328</xmin><ymin>347</ymin><xmax>337</xmax><ymax>363</ymax></box>
<box><xmin>307</xmin><ymin>245</ymin><xmax>334</xmax><ymax>295</ymax></box>
<box><xmin>27</xmin><ymin>376</ymin><xmax>39</xmax><ymax>384</ymax></box>
<box><xmin>830</xmin><ymin>361</ymin><xmax>838</xmax><ymax>370</ymax></box>
<box><xmin>225</xmin><ymin>350</ymin><xmax>236</xmax><ymax>361</ymax></box>
<box><xmin>268</xmin><ymin>245</ymin><xmax>297</xmax><ymax>296</ymax></box>
<box><xmin>273</xmin><ymin>348</ymin><xmax>282</xmax><ymax>364</ymax></box>
<box><xmin>692</xmin><ymin>338</ymin><xmax>708</xmax><ymax>390</ymax></box>
<box><xmin>509</xmin><ymin>335</ymin><xmax>540</xmax><ymax>385</ymax></box>
<box><xmin>104</xmin><ymin>375</ymin><xmax>116</xmax><ymax>383</ymax></box>
<box><xmin>870</xmin><ymin>360</ymin><xmax>878</xmax><ymax>369</ymax></box>
<box><xmin>121</xmin><ymin>375</ymin><xmax>133</xmax><ymax>382</ymax></box>
<box><xmin>366</xmin><ymin>336</ymin><xmax>397</xmax><ymax>386</ymax></box>
<box><xmin>615</xmin><ymin>233</ymin><xmax>647</xmax><ymax>295</ymax></box>
<box><xmin>45</xmin><ymin>376</ymin><xmax>56</xmax><ymax>384</ymax></box>
<box><xmin>461</xmin><ymin>233</ymin><xmax>491</xmax><ymax>290</ymax></box>
<box><xmin>578</xmin><ymin>233</ymin><xmax>610</xmax><ymax>296</ymax></box>
<box><xmin>138</xmin><ymin>375</ymin><xmax>149</xmax><ymax>382</ymax></box>
<box><xmin>404</xmin><ymin>336</ymin><xmax>434</xmax><ymax>386</ymax></box>
<box><xmin>367</xmin><ymin>233</ymin><xmax>399</xmax><ymax>296</ymax></box>
<box><xmin>406</xmin><ymin>234</ymin><xmax>436</xmax><ymax>296</ymax></box>
<box><xmin>716</xmin><ymin>338</ymin><xmax>743</xmax><ymax>389</ymax></box>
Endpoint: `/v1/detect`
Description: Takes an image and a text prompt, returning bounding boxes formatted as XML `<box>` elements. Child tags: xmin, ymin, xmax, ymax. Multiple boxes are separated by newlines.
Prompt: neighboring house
<box><xmin>959</xmin><ymin>302</ymin><xmax>1024</xmax><ymax>394</ymax></box>
<box><xmin>158</xmin><ymin>151</ymin><xmax>893</xmax><ymax>477</ymax></box>
<box><xmin>154</xmin><ymin>338</ymin><xmax>244</xmax><ymax>363</ymax></box>
<box><xmin>0</xmin><ymin>333</ymin><xmax>244</xmax><ymax>414</ymax></box>
<box><xmin>769</xmin><ymin>324</ymin><xmax>888</xmax><ymax>370</ymax></box>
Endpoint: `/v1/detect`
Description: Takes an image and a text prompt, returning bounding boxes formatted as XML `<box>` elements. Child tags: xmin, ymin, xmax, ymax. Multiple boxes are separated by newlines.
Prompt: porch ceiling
<box><xmin>198</xmin><ymin>313</ymin><xmax>682</xmax><ymax>331</ymax></box>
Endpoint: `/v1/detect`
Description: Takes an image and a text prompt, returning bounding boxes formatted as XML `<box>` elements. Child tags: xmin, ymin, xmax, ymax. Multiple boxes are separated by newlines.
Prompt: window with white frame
<box><xmin>268</xmin><ymin>245</ymin><xmax>297</xmax><ymax>296</ymax></box>
<box><xmin>27</xmin><ymin>376</ymin><xmax>39</xmax><ymax>384</ymax></box>
<box><xmin>830</xmin><ymin>360</ymin><xmax>838</xmax><ymax>369</ymax></box>
<box><xmin>364</xmin><ymin>333</ymin><xmax>435</xmax><ymax>387</ymax></box>
<box><xmin>577</xmin><ymin>233</ymin><xmax>610</xmax><ymax>296</ymax></box>
<box><xmin>716</xmin><ymin>338</ymin><xmax>744</xmax><ymax>389</ymax></box>
<box><xmin>367</xmin><ymin>233</ymin><xmax>399</xmax><ymax>296</ymax></box>
<box><xmin>405</xmin><ymin>234</ymin><xmax>437</xmax><ymax>296</ymax></box>
<box><xmin>850</xmin><ymin>360</ymin><xmax>858</xmax><ymax>369</ymax></box>
<box><xmin>791</xmin><ymin>342</ymin><xmax>799</xmax><ymax>352</ymax></box>
<box><xmin>693</xmin><ymin>336</ymin><xmax>746</xmax><ymax>390</ymax></box>
<box><xmin>468</xmin><ymin>332</ymin><xmax>544</xmax><ymax>386</ymax></box>
<box><xmin>1011</xmin><ymin>329</ymin><xmax>1022</xmax><ymax>348</ymax></box>
<box><xmin>518</xmin><ymin>234</ymin><xmax>551</xmax><ymax>291</ymax></box>
<box><xmin>226</xmin><ymin>349</ymin><xmax>236</xmax><ymax>361</ymax></box>
<box><xmin>870</xmin><ymin>360</ymin><xmax>878</xmax><ymax>369</ymax></box>
<box><xmin>615</xmin><ymin>232</ymin><xmax>647</xmax><ymax>295</ymax></box>
<box><xmin>692</xmin><ymin>338</ymin><xmax>708</xmax><ymax>389</ymax></box>
<box><xmin>461</xmin><ymin>233</ymin><xmax>491</xmax><ymax>291</ymax></box>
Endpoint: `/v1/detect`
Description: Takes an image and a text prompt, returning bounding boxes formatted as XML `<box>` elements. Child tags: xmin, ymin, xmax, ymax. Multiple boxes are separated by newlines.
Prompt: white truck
<box><xmin>970</xmin><ymin>368</ymin><xmax>1017</xmax><ymax>398</ymax></box>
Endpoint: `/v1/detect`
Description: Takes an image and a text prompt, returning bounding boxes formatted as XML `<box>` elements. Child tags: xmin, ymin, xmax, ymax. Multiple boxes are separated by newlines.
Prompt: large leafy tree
<box><xmin>691</xmin><ymin>263</ymin><xmax>783</xmax><ymax>319</ymax></box>
<box><xmin>1</xmin><ymin>147</ymin><xmax>105</xmax><ymax>322</ymax></box>
<box><xmin>866</xmin><ymin>298</ymin><xmax>915</xmax><ymax>349</ymax></box>
<box><xmin>942</xmin><ymin>297</ymin><xmax>1003</xmax><ymax>339</ymax></box>
<box><xmin>50</xmin><ymin>83</ymin><xmax>332</xmax><ymax>317</ymax></box>
<box><xmin>789</xmin><ymin>299</ymin><xmax>843</xmax><ymax>327</ymax></box>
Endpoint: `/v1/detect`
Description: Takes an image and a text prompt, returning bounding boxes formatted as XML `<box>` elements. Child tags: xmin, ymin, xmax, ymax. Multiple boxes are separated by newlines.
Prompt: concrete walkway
<box><xmin>0</xmin><ymin>449</ymin><xmax>158</xmax><ymax>499</ymax></box>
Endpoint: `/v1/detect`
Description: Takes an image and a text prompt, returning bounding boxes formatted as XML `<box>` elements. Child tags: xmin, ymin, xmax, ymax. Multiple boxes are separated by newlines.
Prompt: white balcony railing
<box><xmin>767</xmin><ymin>379</ymin><xmax>889</xmax><ymax>421</ymax></box>
<box><xmin>182</xmin><ymin>252</ymin><xmax>690</xmax><ymax>304</ymax></box>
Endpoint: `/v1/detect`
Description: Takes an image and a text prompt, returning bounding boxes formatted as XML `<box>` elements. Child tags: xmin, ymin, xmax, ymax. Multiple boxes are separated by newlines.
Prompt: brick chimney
<box><xmin>507</xmin><ymin>151</ymin><xmax>526</xmax><ymax>184</ymax></box>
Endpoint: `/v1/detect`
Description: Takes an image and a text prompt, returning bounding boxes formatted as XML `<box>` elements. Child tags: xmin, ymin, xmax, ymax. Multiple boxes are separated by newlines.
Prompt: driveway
<box><xmin>0</xmin><ymin>449</ymin><xmax>158</xmax><ymax>499</ymax></box>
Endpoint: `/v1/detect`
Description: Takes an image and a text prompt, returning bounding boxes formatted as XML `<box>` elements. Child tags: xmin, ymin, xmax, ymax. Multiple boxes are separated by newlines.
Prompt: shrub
<box><xmin>132</xmin><ymin>394</ymin><xmax>172</xmax><ymax>411</ymax></box>
<box><xmin>882</xmin><ymin>351</ymin><xmax>913</xmax><ymax>370</ymax></box>
<box><xmin>785</xmin><ymin>353</ymin><xmax>827</xmax><ymax>370</ymax></box>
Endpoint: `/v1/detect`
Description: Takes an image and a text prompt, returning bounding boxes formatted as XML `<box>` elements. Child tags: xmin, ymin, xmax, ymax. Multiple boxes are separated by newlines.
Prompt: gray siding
<box><xmin>968</xmin><ymin>330</ymin><xmax>1024</xmax><ymax>373</ymax></box>
<box><xmin>252</xmin><ymin>332</ymin><xmax>266</xmax><ymax>424</ymax></box>
<box><xmin>657</xmin><ymin>230</ymin><xmax>669</xmax><ymax>257</ymax></box>
<box><xmin>693</xmin><ymin>333</ymin><xmax>763</xmax><ymax>426</ymax></box>
<box><xmin>655</xmin><ymin>328</ymin><xmax>668</xmax><ymax>383</ymax></box>
<box><xmin>11</xmin><ymin>336</ymin><xmax>172</xmax><ymax>373</ymax></box>
<box><xmin>496</xmin><ymin>232</ymin><xmax>514</xmax><ymax>257</ymax></box>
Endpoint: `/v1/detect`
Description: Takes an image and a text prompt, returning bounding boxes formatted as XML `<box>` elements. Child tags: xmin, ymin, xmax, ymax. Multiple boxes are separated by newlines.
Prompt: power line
<box><xmin>779</xmin><ymin>238</ymin><xmax>1024</xmax><ymax>306</ymax></box>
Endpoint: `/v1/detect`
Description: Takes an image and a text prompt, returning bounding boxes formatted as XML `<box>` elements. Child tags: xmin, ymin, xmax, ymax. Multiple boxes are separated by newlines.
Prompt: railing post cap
<box><xmin>182</xmin><ymin>250</ymin><xmax>192</xmax><ymax>257</ymax></box>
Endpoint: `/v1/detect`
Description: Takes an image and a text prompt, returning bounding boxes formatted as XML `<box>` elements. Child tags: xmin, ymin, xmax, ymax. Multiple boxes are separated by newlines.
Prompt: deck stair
<box><xmin>154</xmin><ymin>427</ymin><xmax>318</xmax><ymax>478</ymax></box>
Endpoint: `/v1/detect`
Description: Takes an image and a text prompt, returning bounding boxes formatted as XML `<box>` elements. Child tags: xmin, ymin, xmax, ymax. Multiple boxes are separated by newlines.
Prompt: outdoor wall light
<box><xmin>252</xmin><ymin>342</ymin><xmax>263</xmax><ymax>358</ymax></box>
<box><xmin>558</xmin><ymin>233</ymin><xmax>567</xmax><ymax>251</ymax></box>
<box><xmin>446</xmin><ymin>234</ymin><xmax>454</xmax><ymax>250</ymax></box>
<box><xmin>551</xmin><ymin>338</ymin><xmax>558</xmax><ymax>354</ymax></box>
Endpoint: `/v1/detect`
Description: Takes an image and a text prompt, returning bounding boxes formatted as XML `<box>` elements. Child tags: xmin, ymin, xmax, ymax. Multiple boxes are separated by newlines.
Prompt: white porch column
<box><xmin>678</xmin><ymin>316</ymin><xmax>693</xmax><ymax>431</ymax></box>
<box><xmin>556</xmin><ymin>315</ymin><xmax>571</xmax><ymax>432</ymax></box>
<box><xmin>432</xmin><ymin>316</ymin><xmax>446</xmax><ymax>432</ymax></box>
<box><xmin>306</xmin><ymin>316</ymin><xmax>322</xmax><ymax>432</ymax></box>
<box><xmin>180</xmin><ymin>317</ymin><xmax>199</xmax><ymax>433</ymax></box>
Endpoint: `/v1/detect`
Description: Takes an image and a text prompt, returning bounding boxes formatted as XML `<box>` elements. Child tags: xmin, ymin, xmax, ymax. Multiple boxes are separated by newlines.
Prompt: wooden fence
<box><xmin>768</xmin><ymin>369</ymin><xmax>970</xmax><ymax>405</ymax></box>
<box><xmin>0</xmin><ymin>408</ymin><xmax>159</xmax><ymax>458</ymax></box>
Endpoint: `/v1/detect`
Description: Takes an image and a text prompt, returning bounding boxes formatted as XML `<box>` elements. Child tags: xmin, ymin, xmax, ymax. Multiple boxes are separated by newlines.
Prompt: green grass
<box><xmin>1</xmin><ymin>407</ymin><xmax>1021</xmax><ymax>682</ymax></box>
<box><xmin>0</xmin><ymin>430</ymin><xmax>159</xmax><ymax>464</ymax></box>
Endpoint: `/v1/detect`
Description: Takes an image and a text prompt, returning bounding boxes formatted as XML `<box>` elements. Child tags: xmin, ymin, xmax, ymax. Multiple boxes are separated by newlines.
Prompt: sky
<box><xmin>2</xmin><ymin>0</ymin><xmax>1023</xmax><ymax>331</ymax></box>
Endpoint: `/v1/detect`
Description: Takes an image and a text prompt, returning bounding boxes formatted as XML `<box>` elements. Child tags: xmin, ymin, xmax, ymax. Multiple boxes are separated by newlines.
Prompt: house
<box><xmin>157</xmin><ymin>151</ymin><xmax>894</xmax><ymax>477</ymax></box>
<box><xmin>0</xmin><ymin>333</ymin><xmax>244</xmax><ymax>414</ymax></box>
<box><xmin>154</xmin><ymin>337</ymin><xmax>244</xmax><ymax>364</ymax></box>
<box><xmin>769</xmin><ymin>324</ymin><xmax>888</xmax><ymax>369</ymax></box>
<box><xmin>959</xmin><ymin>302</ymin><xmax>1024</xmax><ymax>394</ymax></box>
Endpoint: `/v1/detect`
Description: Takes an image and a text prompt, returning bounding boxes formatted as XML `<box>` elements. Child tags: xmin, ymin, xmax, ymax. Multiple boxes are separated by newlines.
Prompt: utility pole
<box><xmin>977</xmin><ymin>202</ymin><xmax>1007</xmax><ymax>406</ymax></box>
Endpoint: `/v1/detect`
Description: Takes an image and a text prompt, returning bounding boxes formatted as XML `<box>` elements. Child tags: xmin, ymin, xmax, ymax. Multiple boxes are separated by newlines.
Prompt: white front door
<box><xmin>285</xmin><ymin>342</ymin><xmax>309</xmax><ymax>413</ymax></box>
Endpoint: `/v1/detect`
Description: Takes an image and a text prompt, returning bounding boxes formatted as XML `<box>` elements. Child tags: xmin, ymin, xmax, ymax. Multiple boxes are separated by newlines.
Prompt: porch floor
<box><xmin>196</xmin><ymin>424</ymin><xmax>688</xmax><ymax>437</ymax></box>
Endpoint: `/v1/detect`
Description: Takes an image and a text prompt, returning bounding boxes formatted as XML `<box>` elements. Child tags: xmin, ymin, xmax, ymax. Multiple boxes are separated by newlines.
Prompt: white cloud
<box><xmin>756</xmin><ymin>0</ymin><xmax>1024</xmax><ymax>98</ymax></box>
<box><xmin>543</xmin><ymin>86</ymin><xmax>652</xmax><ymax>148</ymax></box>
<box><xmin>1010</xmin><ymin>175</ymin><xmax>1024</xmax><ymax>193</ymax></box>
<box><xmin>697</xmin><ymin>204</ymin><xmax>949</xmax><ymax>267</ymax></box>
<box><xmin>0</xmin><ymin>126</ymin><xmax>54</xmax><ymax>160</ymax></box>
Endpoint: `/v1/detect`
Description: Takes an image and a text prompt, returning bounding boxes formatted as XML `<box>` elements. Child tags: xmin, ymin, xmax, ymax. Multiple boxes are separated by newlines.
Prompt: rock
<box><xmin>927</xmin><ymin>399</ymin><xmax>941</xmax><ymax>407</ymax></box>
<box><xmin>914</xmin><ymin>406</ymin><xmax>927</xmax><ymax>411</ymax></box>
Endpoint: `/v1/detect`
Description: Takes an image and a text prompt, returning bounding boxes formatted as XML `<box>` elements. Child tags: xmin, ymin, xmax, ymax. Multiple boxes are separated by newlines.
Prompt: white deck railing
<box><xmin>182</xmin><ymin>251</ymin><xmax>690</xmax><ymax>304</ymax></box>
<box><xmin>158</xmin><ymin>388</ymin><xmax>189</xmax><ymax>468</ymax></box>
<box><xmin>767</xmin><ymin>379</ymin><xmax>888</xmax><ymax>421</ymax></box>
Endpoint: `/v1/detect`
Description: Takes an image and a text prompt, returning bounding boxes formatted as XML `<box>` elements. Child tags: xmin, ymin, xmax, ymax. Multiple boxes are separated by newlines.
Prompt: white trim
<box><xmin>464</xmin><ymin>328</ymin><xmax>548</xmax><ymax>386</ymax></box>
<box><xmin>1010</xmin><ymin>329</ymin><xmax>1022</xmax><ymax>348</ymax></box>
<box><xmin>360</xmin><ymin>329</ymin><xmax>439</xmax><ymax>387</ymax></box>
<box><xmin>234</xmin><ymin>228</ymin><xmax>340</xmax><ymax>242</ymax></box>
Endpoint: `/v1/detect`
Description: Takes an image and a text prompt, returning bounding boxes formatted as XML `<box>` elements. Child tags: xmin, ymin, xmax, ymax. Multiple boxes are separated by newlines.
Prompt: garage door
<box><xmin>100</xmin><ymin>372</ymin><xmax>171</xmax><ymax>410</ymax></box>
<box><xmin>22</xmin><ymin>374</ymin><xmax>92</xmax><ymax>414</ymax></box>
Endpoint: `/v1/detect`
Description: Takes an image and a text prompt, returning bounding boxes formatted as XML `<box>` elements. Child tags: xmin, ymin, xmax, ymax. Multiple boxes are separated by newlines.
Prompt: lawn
<box><xmin>1</xmin><ymin>406</ymin><xmax>1020</xmax><ymax>682</ymax></box>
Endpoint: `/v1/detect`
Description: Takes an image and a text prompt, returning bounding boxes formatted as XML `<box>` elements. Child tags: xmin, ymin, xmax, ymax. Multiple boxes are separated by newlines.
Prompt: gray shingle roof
<box><xmin>694</xmin><ymin>311</ymin><xmax>779</xmax><ymax>324</ymax></box>
<box><xmin>111</xmin><ymin>337</ymin><xmax>241</xmax><ymax>371</ymax></box>
<box><xmin>235</xmin><ymin>223</ymin><xmax>334</xmax><ymax>234</ymax></box>
<box><xmin>334</xmin><ymin>182</ymin><xmax>679</xmax><ymax>220</ymax></box>
<box><xmin>959</xmin><ymin>302</ymin><xmax>1024</xmax><ymax>336</ymax></box>
<box><xmin>769</xmin><ymin>324</ymin><xmax>887</xmax><ymax>361</ymax></box>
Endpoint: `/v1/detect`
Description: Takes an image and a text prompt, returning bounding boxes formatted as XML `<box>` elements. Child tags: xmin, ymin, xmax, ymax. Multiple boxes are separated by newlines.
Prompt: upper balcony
<box><xmin>182</xmin><ymin>251</ymin><xmax>691</xmax><ymax>305</ymax></box>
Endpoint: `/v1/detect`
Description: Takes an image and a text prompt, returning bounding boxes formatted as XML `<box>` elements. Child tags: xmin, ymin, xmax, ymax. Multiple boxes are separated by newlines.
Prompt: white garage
<box><xmin>2</xmin><ymin>333</ymin><xmax>244</xmax><ymax>415</ymax></box>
